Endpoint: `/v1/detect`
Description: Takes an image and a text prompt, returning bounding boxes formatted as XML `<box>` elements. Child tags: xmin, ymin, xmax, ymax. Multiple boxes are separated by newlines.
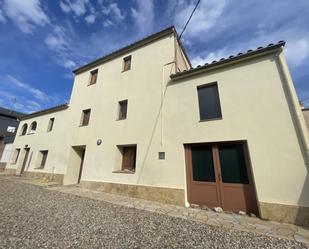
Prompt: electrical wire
<box><xmin>178</xmin><ymin>0</ymin><xmax>201</xmax><ymax>41</ymax></box>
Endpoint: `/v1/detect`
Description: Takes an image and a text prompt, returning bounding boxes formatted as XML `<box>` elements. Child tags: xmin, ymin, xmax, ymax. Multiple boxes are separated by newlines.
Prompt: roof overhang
<box><xmin>73</xmin><ymin>26</ymin><xmax>177</xmax><ymax>75</ymax></box>
<box><xmin>20</xmin><ymin>104</ymin><xmax>69</xmax><ymax>120</ymax></box>
<box><xmin>170</xmin><ymin>41</ymin><xmax>285</xmax><ymax>81</ymax></box>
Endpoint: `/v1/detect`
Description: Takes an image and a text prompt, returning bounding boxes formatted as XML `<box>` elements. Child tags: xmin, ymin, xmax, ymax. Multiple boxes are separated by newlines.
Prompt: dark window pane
<box><xmin>118</xmin><ymin>100</ymin><xmax>128</xmax><ymax>120</ymax></box>
<box><xmin>89</xmin><ymin>69</ymin><xmax>98</xmax><ymax>85</ymax></box>
<box><xmin>219</xmin><ymin>144</ymin><xmax>249</xmax><ymax>184</ymax></box>
<box><xmin>81</xmin><ymin>109</ymin><xmax>91</xmax><ymax>126</ymax></box>
<box><xmin>198</xmin><ymin>84</ymin><xmax>222</xmax><ymax>120</ymax></box>
<box><xmin>191</xmin><ymin>146</ymin><xmax>215</xmax><ymax>182</ymax></box>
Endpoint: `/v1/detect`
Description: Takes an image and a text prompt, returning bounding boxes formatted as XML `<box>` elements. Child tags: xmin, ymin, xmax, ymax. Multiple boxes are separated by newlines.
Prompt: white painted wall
<box><xmin>0</xmin><ymin>143</ymin><xmax>13</xmax><ymax>163</ymax></box>
<box><xmin>6</xmin><ymin>108</ymin><xmax>70</xmax><ymax>175</ymax></box>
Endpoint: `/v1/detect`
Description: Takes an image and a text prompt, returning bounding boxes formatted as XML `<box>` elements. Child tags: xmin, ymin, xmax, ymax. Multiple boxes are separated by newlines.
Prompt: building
<box><xmin>0</xmin><ymin>107</ymin><xmax>24</xmax><ymax>171</ymax></box>
<box><xmin>5</xmin><ymin>27</ymin><xmax>309</xmax><ymax>226</ymax></box>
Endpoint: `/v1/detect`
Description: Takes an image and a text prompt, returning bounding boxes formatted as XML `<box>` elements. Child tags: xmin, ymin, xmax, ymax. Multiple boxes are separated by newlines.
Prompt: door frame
<box><xmin>20</xmin><ymin>147</ymin><xmax>30</xmax><ymax>175</ymax></box>
<box><xmin>184</xmin><ymin>140</ymin><xmax>259</xmax><ymax>214</ymax></box>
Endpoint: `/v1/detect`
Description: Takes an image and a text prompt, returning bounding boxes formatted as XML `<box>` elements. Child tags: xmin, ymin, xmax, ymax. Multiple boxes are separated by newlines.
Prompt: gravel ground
<box><xmin>0</xmin><ymin>178</ymin><xmax>307</xmax><ymax>249</ymax></box>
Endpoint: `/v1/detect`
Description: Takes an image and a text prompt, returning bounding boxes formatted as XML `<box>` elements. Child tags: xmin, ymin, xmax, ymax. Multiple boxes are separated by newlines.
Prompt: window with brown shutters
<box><xmin>81</xmin><ymin>109</ymin><xmax>91</xmax><ymax>126</ymax></box>
<box><xmin>123</xmin><ymin>55</ymin><xmax>131</xmax><ymax>72</ymax></box>
<box><xmin>89</xmin><ymin>69</ymin><xmax>98</xmax><ymax>85</ymax></box>
<box><xmin>39</xmin><ymin>150</ymin><xmax>48</xmax><ymax>169</ymax></box>
<box><xmin>121</xmin><ymin>145</ymin><xmax>136</xmax><ymax>171</ymax></box>
<box><xmin>118</xmin><ymin>100</ymin><xmax>128</xmax><ymax>120</ymax></box>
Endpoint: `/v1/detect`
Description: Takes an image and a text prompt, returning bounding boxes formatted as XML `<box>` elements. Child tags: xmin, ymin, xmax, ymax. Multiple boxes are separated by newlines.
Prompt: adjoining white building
<box><xmin>6</xmin><ymin>27</ymin><xmax>309</xmax><ymax>226</ymax></box>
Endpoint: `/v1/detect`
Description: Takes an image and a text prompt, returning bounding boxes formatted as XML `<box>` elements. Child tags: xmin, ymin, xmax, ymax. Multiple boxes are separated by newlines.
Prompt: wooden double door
<box><xmin>185</xmin><ymin>142</ymin><xmax>258</xmax><ymax>215</ymax></box>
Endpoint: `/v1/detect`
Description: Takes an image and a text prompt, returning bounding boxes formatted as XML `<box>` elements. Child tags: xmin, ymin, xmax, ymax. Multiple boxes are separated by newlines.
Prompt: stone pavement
<box><xmin>47</xmin><ymin>184</ymin><xmax>309</xmax><ymax>245</ymax></box>
<box><xmin>2</xmin><ymin>175</ymin><xmax>309</xmax><ymax>245</ymax></box>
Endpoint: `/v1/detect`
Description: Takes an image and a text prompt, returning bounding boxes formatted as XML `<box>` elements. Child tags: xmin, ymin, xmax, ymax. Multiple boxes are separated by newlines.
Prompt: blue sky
<box><xmin>0</xmin><ymin>0</ymin><xmax>309</xmax><ymax>113</ymax></box>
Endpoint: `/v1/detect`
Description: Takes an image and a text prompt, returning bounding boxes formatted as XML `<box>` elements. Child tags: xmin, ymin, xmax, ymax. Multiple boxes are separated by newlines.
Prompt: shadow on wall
<box><xmin>275</xmin><ymin>57</ymin><xmax>309</xmax><ymax>227</ymax></box>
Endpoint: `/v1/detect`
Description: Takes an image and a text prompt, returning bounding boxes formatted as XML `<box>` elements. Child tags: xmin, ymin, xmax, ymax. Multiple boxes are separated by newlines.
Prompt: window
<box><xmin>158</xmin><ymin>152</ymin><xmax>165</xmax><ymax>160</ymax></box>
<box><xmin>118</xmin><ymin>100</ymin><xmax>128</xmax><ymax>120</ymax></box>
<box><xmin>12</xmin><ymin>149</ymin><xmax>20</xmax><ymax>164</ymax></box>
<box><xmin>29</xmin><ymin>121</ymin><xmax>37</xmax><ymax>134</ymax></box>
<box><xmin>20</xmin><ymin>124</ymin><xmax>28</xmax><ymax>136</ymax></box>
<box><xmin>81</xmin><ymin>109</ymin><xmax>91</xmax><ymax>126</ymax></box>
<box><xmin>38</xmin><ymin>150</ymin><xmax>48</xmax><ymax>169</ymax></box>
<box><xmin>119</xmin><ymin>145</ymin><xmax>136</xmax><ymax>172</ymax></box>
<box><xmin>7</xmin><ymin>126</ymin><xmax>16</xmax><ymax>133</ymax></box>
<box><xmin>47</xmin><ymin>118</ymin><xmax>55</xmax><ymax>132</ymax></box>
<box><xmin>123</xmin><ymin>55</ymin><xmax>131</xmax><ymax>71</ymax></box>
<box><xmin>197</xmin><ymin>83</ymin><xmax>222</xmax><ymax>120</ymax></box>
<box><xmin>89</xmin><ymin>69</ymin><xmax>98</xmax><ymax>85</ymax></box>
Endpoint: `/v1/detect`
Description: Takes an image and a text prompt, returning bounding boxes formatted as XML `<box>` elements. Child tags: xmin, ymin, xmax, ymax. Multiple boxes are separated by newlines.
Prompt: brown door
<box><xmin>185</xmin><ymin>142</ymin><xmax>258</xmax><ymax>215</ymax></box>
<box><xmin>20</xmin><ymin>148</ymin><xmax>30</xmax><ymax>175</ymax></box>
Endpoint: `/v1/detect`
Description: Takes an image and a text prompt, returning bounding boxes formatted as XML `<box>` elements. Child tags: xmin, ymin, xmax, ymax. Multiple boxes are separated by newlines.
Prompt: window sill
<box><xmin>79</xmin><ymin>124</ymin><xmax>89</xmax><ymax>127</ymax></box>
<box><xmin>34</xmin><ymin>167</ymin><xmax>44</xmax><ymax>170</ymax></box>
<box><xmin>121</xmin><ymin>69</ymin><xmax>131</xmax><ymax>73</ymax></box>
<box><xmin>199</xmin><ymin>117</ymin><xmax>222</xmax><ymax>122</ymax></box>
<box><xmin>116</xmin><ymin>118</ymin><xmax>127</xmax><ymax>121</ymax></box>
<box><xmin>112</xmin><ymin>170</ymin><xmax>135</xmax><ymax>174</ymax></box>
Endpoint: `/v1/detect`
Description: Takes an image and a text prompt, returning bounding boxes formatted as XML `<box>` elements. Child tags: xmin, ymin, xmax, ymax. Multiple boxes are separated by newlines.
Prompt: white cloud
<box><xmin>45</xmin><ymin>33</ymin><xmax>68</xmax><ymax>52</ymax></box>
<box><xmin>59</xmin><ymin>0</ymin><xmax>89</xmax><ymax>16</ymax></box>
<box><xmin>7</xmin><ymin>75</ymin><xmax>47</xmax><ymax>101</ymax></box>
<box><xmin>174</xmin><ymin>0</ymin><xmax>226</xmax><ymax>38</ymax></box>
<box><xmin>59</xmin><ymin>1</ymin><xmax>71</xmax><ymax>13</ymax></box>
<box><xmin>63</xmin><ymin>59</ymin><xmax>76</xmax><ymax>69</ymax></box>
<box><xmin>103</xmin><ymin>19</ymin><xmax>113</xmax><ymax>27</ymax></box>
<box><xmin>2</xmin><ymin>0</ymin><xmax>49</xmax><ymax>34</ymax></box>
<box><xmin>85</xmin><ymin>14</ymin><xmax>96</xmax><ymax>24</ymax></box>
<box><xmin>191</xmin><ymin>49</ymin><xmax>229</xmax><ymax>67</ymax></box>
<box><xmin>285</xmin><ymin>37</ymin><xmax>309</xmax><ymax>68</ymax></box>
<box><xmin>102</xmin><ymin>3</ymin><xmax>125</xmax><ymax>21</ymax></box>
<box><xmin>0</xmin><ymin>9</ymin><xmax>6</xmax><ymax>23</ymax></box>
<box><xmin>131</xmin><ymin>0</ymin><xmax>154</xmax><ymax>35</ymax></box>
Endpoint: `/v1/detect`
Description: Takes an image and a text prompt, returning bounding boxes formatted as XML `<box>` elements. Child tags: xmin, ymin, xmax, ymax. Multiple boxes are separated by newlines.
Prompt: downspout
<box><xmin>276</xmin><ymin>50</ymin><xmax>309</xmax><ymax>164</ymax></box>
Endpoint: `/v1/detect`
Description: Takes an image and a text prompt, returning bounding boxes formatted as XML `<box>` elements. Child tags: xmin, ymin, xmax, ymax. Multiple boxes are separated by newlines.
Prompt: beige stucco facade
<box><xmin>6</xmin><ymin>27</ymin><xmax>309</xmax><ymax>225</ymax></box>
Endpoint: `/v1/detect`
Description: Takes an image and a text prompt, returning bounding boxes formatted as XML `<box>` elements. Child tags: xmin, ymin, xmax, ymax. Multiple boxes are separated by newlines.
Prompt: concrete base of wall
<box><xmin>0</xmin><ymin>162</ymin><xmax>7</xmax><ymax>171</ymax></box>
<box><xmin>2</xmin><ymin>168</ymin><xmax>16</xmax><ymax>175</ymax></box>
<box><xmin>23</xmin><ymin>171</ymin><xmax>64</xmax><ymax>184</ymax></box>
<box><xmin>259</xmin><ymin>202</ymin><xmax>309</xmax><ymax>227</ymax></box>
<box><xmin>80</xmin><ymin>180</ymin><xmax>185</xmax><ymax>206</ymax></box>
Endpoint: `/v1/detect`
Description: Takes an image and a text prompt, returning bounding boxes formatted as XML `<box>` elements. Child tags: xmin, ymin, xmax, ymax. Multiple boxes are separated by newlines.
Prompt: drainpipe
<box><xmin>276</xmin><ymin>50</ymin><xmax>309</xmax><ymax>164</ymax></box>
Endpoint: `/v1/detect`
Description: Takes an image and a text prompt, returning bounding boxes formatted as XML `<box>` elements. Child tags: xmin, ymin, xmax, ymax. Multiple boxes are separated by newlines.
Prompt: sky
<box><xmin>0</xmin><ymin>0</ymin><xmax>309</xmax><ymax>113</ymax></box>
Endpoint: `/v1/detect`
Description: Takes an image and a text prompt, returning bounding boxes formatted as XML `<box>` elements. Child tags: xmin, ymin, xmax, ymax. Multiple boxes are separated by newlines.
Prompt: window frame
<box><xmin>80</xmin><ymin>109</ymin><xmax>91</xmax><ymax>126</ymax></box>
<box><xmin>122</xmin><ymin>55</ymin><xmax>132</xmax><ymax>72</ymax></box>
<box><xmin>88</xmin><ymin>69</ymin><xmax>98</xmax><ymax>86</ymax></box>
<box><xmin>20</xmin><ymin>124</ymin><xmax>28</xmax><ymax>136</ymax></box>
<box><xmin>115</xmin><ymin>145</ymin><xmax>137</xmax><ymax>173</ymax></box>
<box><xmin>37</xmin><ymin>150</ymin><xmax>48</xmax><ymax>169</ymax></box>
<box><xmin>28</xmin><ymin>121</ymin><xmax>37</xmax><ymax>134</ymax></box>
<box><xmin>117</xmin><ymin>100</ymin><xmax>128</xmax><ymax>120</ymax></box>
<box><xmin>197</xmin><ymin>82</ymin><xmax>222</xmax><ymax>122</ymax></box>
<box><xmin>9</xmin><ymin>148</ymin><xmax>20</xmax><ymax>164</ymax></box>
<box><xmin>47</xmin><ymin>118</ymin><xmax>55</xmax><ymax>132</ymax></box>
